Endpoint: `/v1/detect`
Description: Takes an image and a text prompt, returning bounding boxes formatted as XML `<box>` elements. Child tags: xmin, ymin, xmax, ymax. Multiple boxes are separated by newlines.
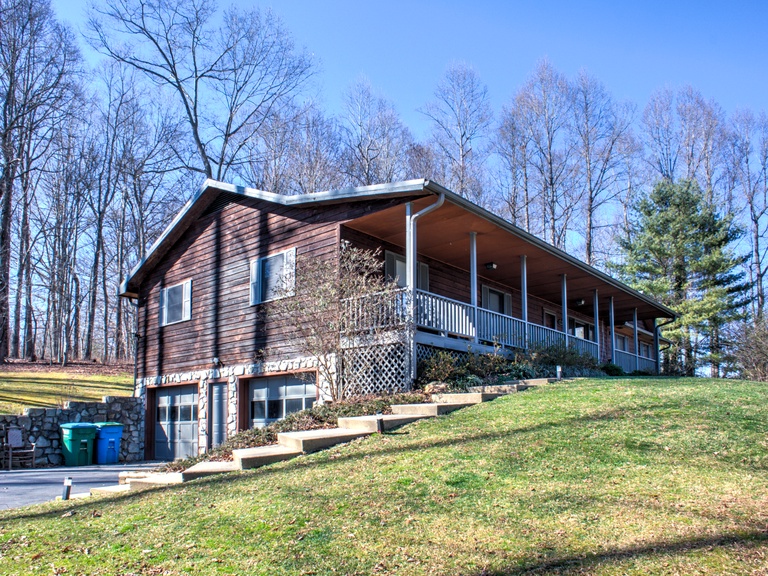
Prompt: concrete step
<box><xmin>432</xmin><ymin>392</ymin><xmax>504</xmax><ymax>404</ymax></box>
<box><xmin>90</xmin><ymin>484</ymin><xmax>131</xmax><ymax>496</ymax></box>
<box><xmin>127</xmin><ymin>472</ymin><xmax>184</xmax><ymax>491</ymax></box>
<box><xmin>119</xmin><ymin>470</ymin><xmax>155</xmax><ymax>485</ymax></box>
<box><xmin>390</xmin><ymin>402</ymin><xmax>473</xmax><ymax>417</ymax></box>
<box><xmin>466</xmin><ymin>378</ymin><xmax>558</xmax><ymax>394</ymax></box>
<box><xmin>233</xmin><ymin>444</ymin><xmax>301</xmax><ymax>470</ymax></box>
<box><xmin>278</xmin><ymin>428</ymin><xmax>373</xmax><ymax>453</ymax></box>
<box><xmin>182</xmin><ymin>460</ymin><xmax>239</xmax><ymax>481</ymax></box>
<box><xmin>337</xmin><ymin>413</ymin><xmax>430</xmax><ymax>433</ymax></box>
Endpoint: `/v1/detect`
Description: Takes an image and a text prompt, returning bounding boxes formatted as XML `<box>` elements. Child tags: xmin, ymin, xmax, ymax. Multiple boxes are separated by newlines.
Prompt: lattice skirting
<box><xmin>416</xmin><ymin>344</ymin><xmax>471</xmax><ymax>369</ymax></box>
<box><xmin>341</xmin><ymin>343</ymin><xmax>411</xmax><ymax>396</ymax></box>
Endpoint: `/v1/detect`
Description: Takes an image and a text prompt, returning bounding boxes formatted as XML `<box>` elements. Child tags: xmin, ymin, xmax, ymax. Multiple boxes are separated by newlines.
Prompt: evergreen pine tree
<box><xmin>613</xmin><ymin>180</ymin><xmax>749</xmax><ymax>375</ymax></box>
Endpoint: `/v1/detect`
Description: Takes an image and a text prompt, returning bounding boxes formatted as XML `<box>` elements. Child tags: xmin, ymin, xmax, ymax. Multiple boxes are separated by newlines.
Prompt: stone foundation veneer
<box><xmin>135</xmin><ymin>355</ymin><xmax>328</xmax><ymax>455</ymax></box>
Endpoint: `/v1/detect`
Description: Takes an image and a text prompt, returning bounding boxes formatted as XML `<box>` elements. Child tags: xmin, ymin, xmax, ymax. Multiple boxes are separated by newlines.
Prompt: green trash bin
<box><xmin>60</xmin><ymin>423</ymin><xmax>98</xmax><ymax>467</ymax></box>
<box><xmin>93</xmin><ymin>422</ymin><xmax>123</xmax><ymax>464</ymax></box>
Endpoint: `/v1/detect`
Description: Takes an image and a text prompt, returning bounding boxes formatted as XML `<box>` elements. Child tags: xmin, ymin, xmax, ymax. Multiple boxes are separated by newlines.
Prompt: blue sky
<box><xmin>55</xmin><ymin>0</ymin><xmax>767</xmax><ymax>140</ymax></box>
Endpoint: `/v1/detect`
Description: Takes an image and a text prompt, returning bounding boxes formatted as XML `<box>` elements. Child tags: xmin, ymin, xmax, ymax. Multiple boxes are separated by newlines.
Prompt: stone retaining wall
<box><xmin>0</xmin><ymin>396</ymin><xmax>144</xmax><ymax>467</ymax></box>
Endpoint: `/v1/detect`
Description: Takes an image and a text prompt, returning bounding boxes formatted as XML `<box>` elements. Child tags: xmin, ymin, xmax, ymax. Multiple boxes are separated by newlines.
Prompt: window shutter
<box><xmin>182</xmin><ymin>280</ymin><xmax>192</xmax><ymax>321</ymax></box>
<box><xmin>250</xmin><ymin>260</ymin><xmax>259</xmax><ymax>305</ymax></box>
<box><xmin>284</xmin><ymin>248</ymin><xmax>296</xmax><ymax>296</ymax></box>
<box><xmin>159</xmin><ymin>287</ymin><xmax>167</xmax><ymax>326</ymax></box>
<box><xmin>504</xmin><ymin>293</ymin><xmax>513</xmax><ymax>316</ymax></box>
<box><xmin>418</xmin><ymin>262</ymin><xmax>429</xmax><ymax>291</ymax></box>
<box><xmin>481</xmin><ymin>285</ymin><xmax>489</xmax><ymax>309</ymax></box>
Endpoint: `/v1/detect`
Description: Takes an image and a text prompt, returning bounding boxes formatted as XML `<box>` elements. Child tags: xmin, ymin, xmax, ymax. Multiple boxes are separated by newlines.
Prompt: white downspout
<box><xmin>521</xmin><ymin>255</ymin><xmax>528</xmax><ymax>349</ymax></box>
<box><xmin>469</xmin><ymin>232</ymin><xmax>478</xmax><ymax>344</ymax></box>
<box><xmin>406</xmin><ymin>194</ymin><xmax>445</xmax><ymax>381</ymax></box>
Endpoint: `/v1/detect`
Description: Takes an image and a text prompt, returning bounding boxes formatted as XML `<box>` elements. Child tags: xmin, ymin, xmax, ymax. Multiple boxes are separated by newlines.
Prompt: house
<box><xmin>120</xmin><ymin>179</ymin><xmax>677</xmax><ymax>460</ymax></box>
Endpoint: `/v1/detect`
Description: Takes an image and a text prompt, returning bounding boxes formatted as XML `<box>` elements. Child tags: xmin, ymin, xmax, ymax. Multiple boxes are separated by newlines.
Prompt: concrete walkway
<box><xmin>0</xmin><ymin>461</ymin><xmax>160</xmax><ymax>510</ymax></box>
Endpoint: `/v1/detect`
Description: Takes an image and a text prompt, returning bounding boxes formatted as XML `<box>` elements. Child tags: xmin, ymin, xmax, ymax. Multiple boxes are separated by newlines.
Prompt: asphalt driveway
<box><xmin>0</xmin><ymin>462</ymin><xmax>160</xmax><ymax>510</ymax></box>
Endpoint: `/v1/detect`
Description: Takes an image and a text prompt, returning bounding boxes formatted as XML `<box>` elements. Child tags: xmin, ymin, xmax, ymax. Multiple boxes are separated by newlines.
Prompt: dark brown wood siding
<box><xmin>137</xmin><ymin>196</ymin><xmax>416</xmax><ymax>379</ymax></box>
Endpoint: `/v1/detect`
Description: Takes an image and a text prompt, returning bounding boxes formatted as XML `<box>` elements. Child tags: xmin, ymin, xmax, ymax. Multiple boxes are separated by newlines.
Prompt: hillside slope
<box><xmin>1</xmin><ymin>377</ymin><xmax>766</xmax><ymax>575</ymax></box>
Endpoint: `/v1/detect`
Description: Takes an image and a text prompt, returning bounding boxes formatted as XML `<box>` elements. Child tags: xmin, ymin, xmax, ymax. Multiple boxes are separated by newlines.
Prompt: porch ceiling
<box><xmin>344</xmin><ymin>197</ymin><xmax>675</xmax><ymax>324</ymax></box>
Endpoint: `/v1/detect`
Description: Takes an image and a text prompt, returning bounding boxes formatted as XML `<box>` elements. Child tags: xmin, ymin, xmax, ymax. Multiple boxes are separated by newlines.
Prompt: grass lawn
<box><xmin>0</xmin><ymin>366</ymin><xmax>133</xmax><ymax>415</ymax></box>
<box><xmin>1</xmin><ymin>377</ymin><xmax>766</xmax><ymax>575</ymax></box>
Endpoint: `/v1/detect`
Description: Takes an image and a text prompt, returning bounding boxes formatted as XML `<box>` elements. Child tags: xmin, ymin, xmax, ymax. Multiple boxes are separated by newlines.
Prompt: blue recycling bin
<box><xmin>93</xmin><ymin>422</ymin><xmax>123</xmax><ymax>464</ymax></box>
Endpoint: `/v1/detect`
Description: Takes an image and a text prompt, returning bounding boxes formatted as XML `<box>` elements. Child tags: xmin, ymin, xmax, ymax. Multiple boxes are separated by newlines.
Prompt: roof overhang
<box><xmin>119</xmin><ymin>178</ymin><xmax>678</xmax><ymax>324</ymax></box>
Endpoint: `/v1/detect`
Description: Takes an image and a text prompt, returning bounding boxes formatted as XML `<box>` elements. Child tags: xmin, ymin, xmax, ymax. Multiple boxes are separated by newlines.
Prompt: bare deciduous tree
<box><xmin>0</xmin><ymin>0</ymin><xmax>80</xmax><ymax>362</ymax></box>
<box><xmin>421</xmin><ymin>63</ymin><xmax>492</xmax><ymax>203</ymax></box>
<box><xmin>264</xmin><ymin>245</ymin><xmax>406</xmax><ymax>401</ymax></box>
<box><xmin>502</xmin><ymin>59</ymin><xmax>577</xmax><ymax>249</ymax></box>
<box><xmin>730</xmin><ymin>109</ymin><xmax>768</xmax><ymax>318</ymax></box>
<box><xmin>340</xmin><ymin>79</ymin><xmax>412</xmax><ymax>187</ymax></box>
<box><xmin>88</xmin><ymin>0</ymin><xmax>313</xmax><ymax>181</ymax></box>
<box><xmin>571</xmin><ymin>70</ymin><xmax>634</xmax><ymax>265</ymax></box>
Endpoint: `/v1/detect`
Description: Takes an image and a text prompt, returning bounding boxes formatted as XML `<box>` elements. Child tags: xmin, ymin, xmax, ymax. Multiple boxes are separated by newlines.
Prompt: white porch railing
<box><xmin>476</xmin><ymin>308</ymin><xmax>526</xmax><ymax>348</ymax></box>
<box><xmin>341</xmin><ymin>288</ymin><xmax>409</xmax><ymax>333</ymax></box>
<box><xmin>569</xmin><ymin>335</ymin><xmax>600</xmax><ymax>358</ymax></box>
<box><xmin>614</xmin><ymin>349</ymin><xmax>657</xmax><ymax>373</ymax></box>
<box><xmin>414</xmin><ymin>290</ymin><xmax>475</xmax><ymax>339</ymax></box>
<box><xmin>342</xmin><ymin>289</ymin><xmax>662</xmax><ymax>372</ymax></box>
<box><xmin>527</xmin><ymin>323</ymin><xmax>565</xmax><ymax>349</ymax></box>
<box><xmin>414</xmin><ymin>290</ymin><xmax>599</xmax><ymax>360</ymax></box>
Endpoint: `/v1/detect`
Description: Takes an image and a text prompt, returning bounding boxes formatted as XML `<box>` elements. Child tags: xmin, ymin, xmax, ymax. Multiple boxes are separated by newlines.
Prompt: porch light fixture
<box><xmin>574</xmin><ymin>298</ymin><xmax>586</xmax><ymax>307</ymax></box>
<box><xmin>484</xmin><ymin>262</ymin><xmax>497</xmax><ymax>270</ymax></box>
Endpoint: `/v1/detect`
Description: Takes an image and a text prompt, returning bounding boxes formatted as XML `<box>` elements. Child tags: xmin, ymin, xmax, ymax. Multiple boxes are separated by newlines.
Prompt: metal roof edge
<box><xmin>118</xmin><ymin>179</ymin><xmax>432</xmax><ymax>297</ymax></box>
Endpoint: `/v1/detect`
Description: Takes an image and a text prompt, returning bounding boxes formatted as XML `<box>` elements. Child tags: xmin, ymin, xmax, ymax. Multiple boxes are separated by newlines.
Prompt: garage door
<box><xmin>155</xmin><ymin>385</ymin><xmax>199</xmax><ymax>460</ymax></box>
<box><xmin>248</xmin><ymin>375</ymin><xmax>316</xmax><ymax>428</ymax></box>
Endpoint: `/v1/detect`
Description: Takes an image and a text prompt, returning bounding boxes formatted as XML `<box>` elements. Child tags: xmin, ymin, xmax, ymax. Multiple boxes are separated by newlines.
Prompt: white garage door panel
<box><xmin>155</xmin><ymin>385</ymin><xmax>199</xmax><ymax>460</ymax></box>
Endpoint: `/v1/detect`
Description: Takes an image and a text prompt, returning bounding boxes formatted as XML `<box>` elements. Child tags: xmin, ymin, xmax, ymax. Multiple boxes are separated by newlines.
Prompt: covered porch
<box><xmin>342</xmin><ymin>191</ymin><xmax>677</xmax><ymax>375</ymax></box>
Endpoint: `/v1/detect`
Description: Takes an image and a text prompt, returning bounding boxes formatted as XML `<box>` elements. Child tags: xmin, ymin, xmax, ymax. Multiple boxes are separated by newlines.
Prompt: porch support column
<box><xmin>469</xmin><ymin>232</ymin><xmax>478</xmax><ymax>343</ymax></box>
<box><xmin>608</xmin><ymin>297</ymin><xmax>615</xmax><ymax>364</ymax></box>
<box><xmin>521</xmin><ymin>255</ymin><xmax>528</xmax><ymax>348</ymax></box>
<box><xmin>653</xmin><ymin>318</ymin><xmax>660</xmax><ymax>375</ymax></box>
<box><xmin>633</xmin><ymin>307</ymin><xmax>640</xmax><ymax>372</ymax></box>
<box><xmin>593</xmin><ymin>289</ymin><xmax>600</xmax><ymax>361</ymax></box>
<box><xmin>561</xmin><ymin>274</ymin><xmax>568</xmax><ymax>347</ymax></box>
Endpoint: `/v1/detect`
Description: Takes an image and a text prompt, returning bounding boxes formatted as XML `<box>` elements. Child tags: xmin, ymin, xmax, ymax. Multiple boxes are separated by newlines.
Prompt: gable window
<box><xmin>385</xmin><ymin>251</ymin><xmax>428</xmax><ymax>290</ymax></box>
<box><xmin>159</xmin><ymin>280</ymin><xmax>192</xmax><ymax>326</ymax></box>
<box><xmin>481</xmin><ymin>285</ymin><xmax>512</xmax><ymax>316</ymax></box>
<box><xmin>250</xmin><ymin>248</ymin><xmax>296</xmax><ymax>304</ymax></box>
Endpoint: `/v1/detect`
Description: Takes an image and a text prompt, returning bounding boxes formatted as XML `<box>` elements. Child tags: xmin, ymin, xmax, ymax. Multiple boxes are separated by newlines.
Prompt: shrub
<box><xmin>527</xmin><ymin>343</ymin><xmax>600</xmax><ymax>370</ymax></box>
<box><xmin>417</xmin><ymin>350</ymin><xmax>465</xmax><ymax>385</ymax></box>
<box><xmin>465</xmin><ymin>348</ymin><xmax>510</xmax><ymax>378</ymax></box>
<box><xmin>601</xmin><ymin>362</ymin><xmax>624</xmax><ymax>376</ymax></box>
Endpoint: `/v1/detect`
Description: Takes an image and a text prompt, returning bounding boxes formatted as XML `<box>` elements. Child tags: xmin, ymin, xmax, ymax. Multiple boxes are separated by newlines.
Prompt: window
<box><xmin>544</xmin><ymin>311</ymin><xmax>557</xmax><ymax>330</ymax></box>
<box><xmin>568</xmin><ymin>318</ymin><xmax>594</xmax><ymax>341</ymax></box>
<box><xmin>250</xmin><ymin>248</ymin><xmax>296</xmax><ymax>304</ymax></box>
<box><xmin>385</xmin><ymin>251</ymin><xmax>428</xmax><ymax>290</ymax></box>
<box><xmin>616</xmin><ymin>335</ymin><xmax>628</xmax><ymax>352</ymax></box>
<box><xmin>640</xmin><ymin>342</ymin><xmax>652</xmax><ymax>358</ymax></box>
<box><xmin>482</xmin><ymin>285</ymin><xmax>512</xmax><ymax>315</ymax></box>
<box><xmin>159</xmin><ymin>280</ymin><xmax>192</xmax><ymax>326</ymax></box>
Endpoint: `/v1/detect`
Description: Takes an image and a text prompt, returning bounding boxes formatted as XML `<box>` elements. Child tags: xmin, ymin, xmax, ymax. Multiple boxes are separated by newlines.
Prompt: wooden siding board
<box><xmin>137</xmin><ymin>196</ymin><xmax>418</xmax><ymax>378</ymax></box>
